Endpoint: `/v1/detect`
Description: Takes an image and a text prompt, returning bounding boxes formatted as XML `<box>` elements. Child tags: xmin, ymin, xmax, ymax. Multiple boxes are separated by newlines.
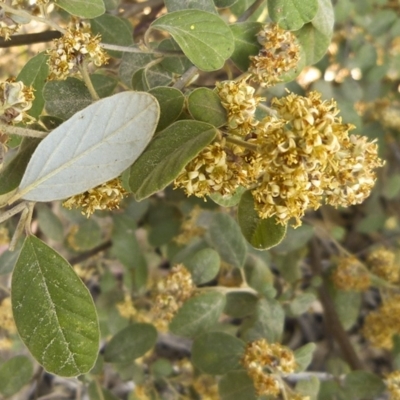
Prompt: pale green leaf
<box><xmin>12</xmin><ymin>236</ymin><xmax>99</xmax><ymax>377</ymax></box>
<box><xmin>192</xmin><ymin>332</ymin><xmax>245</xmax><ymax>375</ymax></box>
<box><xmin>128</xmin><ymin>120</ymin><xmax>217</xmax><ymax>201</ymax></box>
<box><xmin>296</xmin><ymin>376</ymin><xmax>320</xmax><ymax>400</ymax></box>
<box><xmin>151</xmin><ymin>10</ymin><xmax>234</xmax><ymax>71</ymax></box>
<box><xmin>17</xmin><ymin>92</ymin><xmax>159</xmax><ymax>202</ymax></box>
<box><xmin>183</xmin><ymin>248</ymin><xmax>220</xmax><ymax>285</ymax></box>
<box><xmin>164</xmin><ymin>0</ymin><xmax>217</xmax><ymax>13</ymax></box>
<box><xmin>36</xmin><ymin>203</ymin><xmax>64</xmax><ymax>242</ymax></box>
<box><xmin>0</xmin><ymin>356</ymin><xmax>33</xmax><ymax>397</ymax></box>
<box><xmin>119</xmin><ymin>51</ymin><xmax>155</xmax><ymax>88</ymax></box>
<box><xmin>294</xmin><ymin>343</ymin><xmax>316</xmax><ymax>372</ymax></box>
<box><xmin>169</xmin><ymin>292</ymin><xmax>226</xmax><ymax>338</ymax></box>
<box><xmin>224</xmin><ymin>291</ymin><xmax>258</xmax><ymax>318</ymax></box>
<box><xmin>218</xmin><ymin>371</ymin><xmax>256</xmax><ymax>400</ymax></box>
<box><xmin>56</xmin><ymin>0</ymin><xmax>105</xmax><ymax>18</ymax></box>
<box><xmin>268</xmin><ymin>0</ymin><xmax>318</xmax><ymax>30</ymax></box>
<box><xmin>343</xmin><ymin>371</ymin><xmax>385</xmax><ymax>399</ymax></box>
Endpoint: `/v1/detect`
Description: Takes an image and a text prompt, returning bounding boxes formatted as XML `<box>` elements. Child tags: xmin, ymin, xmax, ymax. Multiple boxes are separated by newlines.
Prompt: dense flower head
<box><xmin>367</xmin><ymin>247</ymin><xmax>399</xmax><ymax>283</ymax></box>
<box><xmin>242</xmin><ymin>339</ymin><xmax>296</xmax><ymax>397</ymax></box>
<box><xmin>0</xmin><ymin>80</ymin><xmax>35</xmax><ymax>124</ymax></box>
<box><xmin>386</xmin><ymin>370</ymin><xmax>400</xmax><ymax>400</ymax></box>
<box><xmin>249</xmin><ymin>24</ymin><xmax>301</xmax><ymax>87</ymax></box>
<box><xmin>331</xmin><ymin>256</ymin><xmax>371</xmax><ymax>291</ymax></box>
<box><xmin>62</xmin><ymin>178</ymin><xmax>127</xmax><ymax>217</ymax></box>
<box><xmin>47</xmin><ymin>22</ymin><xmax>109</xmax><ymax>80</ymax></box>
<box><xmin>363</xmin><ymin>295</ymin><xmax>400</xmax><ymax>349</ymax></box>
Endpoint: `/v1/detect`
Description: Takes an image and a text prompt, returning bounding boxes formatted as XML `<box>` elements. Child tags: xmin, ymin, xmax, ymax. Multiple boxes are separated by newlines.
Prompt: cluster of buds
<box><xmin>152</xmin><ymin>264</ymin><xmax>194</xmax><ymax>324</ymax></box>
<box><xmin>249</xmin><ymin>24</ymin><xmax>301</xmax><ymax>87</ymax></box>
<box><xmin>47</xmin><ymin>22</ymin><xmax>109</xmax><ymax>80</ymax></box>
<box><xmin>0</xmin><ymin>80</ymin><xmax>34</xmax><ymax>124</ymax></box>
<box><xmin>385</xmin><ymin>371</ymin><xmax>400</xmax><ymax>400</ymax></box>
<box><xmin>241</xmin><ymin>339</ymin><xmax>298</xmax><ymax>397</ymax></box>
<box><xmin>367</xmin><ymin>247</ymin><xmax>399</xmax><ymax>283</ymax></box>
<box><xmin>62</xmin><ymin>178</ymin><xmax>127</xmax><ymax>217</ymax></box>
<box><xmin>331</xmin><ymin>256</ymin><xmax>370</xmax><ymax>291</ymax></box>
<box><xmin>175</xmin><ymin>78</ymin><xmax>384</xmax><ymax>227</ymax></box>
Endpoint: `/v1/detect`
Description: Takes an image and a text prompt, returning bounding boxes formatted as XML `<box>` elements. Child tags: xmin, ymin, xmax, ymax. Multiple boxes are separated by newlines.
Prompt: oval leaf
<box><xmin>11</xmin><ymin>236</ymin><xmax>99</xmax><ymax>377</ymax></box>
<box><xmin>187</xmin><ymin>87</ymin><xmax>227</xmax><ymax>127</ymax></box>
<box><xmin>238</xmin><ymin>191</ymin><xmax>287</xmax><ymax>250</ymax></box>
<box><xmin>128</xmin><ymin>120</ymin><xmax>217</xmax><ymax>201</ymax></box>
<box><xmin>0</xmin><ymin>356</ymin><xmax>33</xmax><ymax>397</ymax></box>
<box><xmin>104</xmin><ymin>323</ymin><xmax>157</xmax><ymax>363</ymax></box>
<box><xmin>151</xmin><ymin>10</ymin><xmax>234</xmax><ymax>71</ymax></box>
<box><xmin>17</xmin><ymin>92</ymin><xmax>159</xmax><ymax>202</ymax></box>
<box><xmin>268</xmin><ymin>0</ymin><xmax>318</xmax><ymax>30</ymax></box>
<box><xmin>165</xmin><ymin>0</ymin><xmax>217</xmax><ymax>13</ymax></box>
<box><xmin>208</xmin><ymin>213</ymin><xmax>247</xmax><ymax>269</ymax></box>
<box><xmin>56</xmin><ymin>0</ymin><xmax>105</xmax><ymax>18</ymax></box>
<box><xmin>192</xmin><ymin>332</ymin><xmax>245</xmax><ymax>375</ymax></box>
<box><xmin>218</xmin><ymin>370</ymin><xmax>256</xmax><ymax>400</ymax></box>
<box><xmin>169</xmin><ymin>291</ymin><xmax>226</xmax><ymax>338</ymax></box>
<box><xmin>183</xmin><ymin>248</ymin><xmax>220</xmax><ymax>285</ymax></box>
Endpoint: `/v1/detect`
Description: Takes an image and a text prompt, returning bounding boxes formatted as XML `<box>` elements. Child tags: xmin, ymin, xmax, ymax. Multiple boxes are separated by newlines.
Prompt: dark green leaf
<box><xmin>294</xmin><ymin>343</ymin><xmax>316</xmax><ymax>372</ymax></box>
<box><xmin>187</xmin><ymin>88</ymin><xmax>227</xmax><ymax>127</ymax></box>
<box><xmin>218</xmin><ymin>371</ymin><xmax>256</xmax><ymax>400</ymax></box>
<box><xmin>0</xmin><ymin>356</ymin><xmax>33</xmax><ymax>397</ymax></box>
<box><xmin>208</xmin><ymin>213</ymin><xmax>247</xmax><ymax>269</ymax></box>
<box><xmin>119</xmin><ymin>51</ymin><xmax>155</xmax><ymax>88</ymax></box>
<box><xmin>183</xmin><ymin>248</ymin><xmax>220</xmax><ymax>285</ymax></box>
<box><xmin>91</xmin><ymin>14</ymin><xmax>133</xmax><ymax>58</ymax></box>
<box><xmin>104</xmin><ymin>323</ymin><xmax>157</xmax><ymax>363</ymax></box>
<box><xmin>128</xmin><ymin>120</ymin><xmax>217</xmax><ymax>200</ymax></box>
<box><xmin>36</xmin><ymin>203</ymin><xmax>64</xmax><ymax>242</ymax></box>
<box><xmin>192</xmin><ymin>332</ymin><xmax>245</xmax><ymax>375</ymax></box>
<box><xmin>131</xmin><ymin>68</ymin><xmax>149</xmax><ymax>91</ymax></box>
<box><xmin>88</xmin><ymin>381</ymin><xmax>119</xmax><ymax>400</ymax></box>
<box><xmin>229</xmin><ymin>22</ymin><xmax>262</xmax><ymax>71</ymax></box>
<box><xmin>159</xmin><ymin>38</ymin><xmax>193</xmax><ymax>75</ymax></box>
<box><xmin>149</xmin><ymin>87</ymin><xmax>184</xmax><ymax>132</ymax></box>
<box><xmin>238</xmin><ymin>191</ymin><xmax>287</xmax><ymax>250</ymax></box>
<box><xmin>224</xmin><ymin>291</ymin><xmax>258</xmax><ymax>318</ymax></box>
<box><xmin>12</xmin><ymin>236</ymin><xmax>99</xmax><ymax>377</ymax></box>
<box><xmin>0</xmin><ymin>138</ymin><xmax>40</xmax><ymax>195</ymax></box>
<box><xmin>17</xmin><ymin>52</ymin><xmax>49</xmax><ymax>119</ymax></box>
<box><xmin>268</xmin><ymin>0</ymin><xmax>318</xmax><ymax>30</ymax></box>
<box><xmin>56</xmin><ymin>0</ymin><xmax>105</xmax><ymax>18</ymax></box>
<box><xmin>214</xmin><ymin>0</ymin><xmax>239</xmax><ymax>8</ymax></box>
<box><xmin>343</xmin><ymin>371</ymin><xmax>385</xmax><ymax>399</ymax></box>
<box><xmin>151</xmin><ymin>10</ymin><xmax>234</xmax><ymax>71</ymax></box>
<box><xmin>40</xmin><ymin>115</ymin><xmax>64</xmax><ymax>130</ymax></box>
<box><xmin>241</xmin><ymin>299</ymin><xmax>284</xmax><ymax>342</ymax></box>
<box><xmin>169</xmin><ymin>291</ymin><xmax>226</xmax><ymax>338</ymax></box>
<box><xmin>144</xmin><ymin>63</ymin><xmax>173</xmax><ymax>88</ymax></box>
<box><xmin>164</xmin><ymin>0</ymin><xmax>217</xmax><ymax>13</ymax></box>
<box><xmin>69</xmin><ymin>219</ymin><xmax>102</xmax><ymax>252</ymax></box>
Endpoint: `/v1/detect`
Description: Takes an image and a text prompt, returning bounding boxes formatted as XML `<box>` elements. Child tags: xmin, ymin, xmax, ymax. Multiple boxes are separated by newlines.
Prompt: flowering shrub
<box><xmin>0</xmin><ymin>0</ymin><xmax>398</xmax><ymax>399</ymax></box>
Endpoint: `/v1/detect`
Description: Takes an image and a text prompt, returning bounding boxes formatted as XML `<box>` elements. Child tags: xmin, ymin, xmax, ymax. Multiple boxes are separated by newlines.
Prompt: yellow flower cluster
<box><xmin>175</xmin><ymin>79</ymin><xmax>384</xmax><ymax>227</ymax></box>
<box><xmin>363</xmin><ymin>295</ymin><xmax>400</xmax><ymax>349</ymax></box>
<box><xmin>47</xmin><ymin>23</ymin><xmax>109</xmax><ymax>80</ymax></box>
<box><xmin>367</xmin><ymin>247</ymin><xmax>399</xmax><ymax>283</ymax></box>
<box><xmin>331</xmin><ymin>256</ymin><xmax>370</xmax><ymax>291</ymax></box>
<box><xmin>242</xmin><ymin>339</ymin><xmax>297</xmax><ymax>397</ymax></box>
<box><xmin>0</xmin><ymin>80</ymin><xmax>34</xmax><ymax>124</ymax></box>
<box><xmin>386</xmin><ymin>371</ymin><xmax>400</xmax><ymax>400</ymax></box>
<box><xmin>0</xmin><ymin>7</ymin><xmax>20</xmax><ymax>40</ymax></box>
<box><xmin>62</xmin><ymin>178</ymin><xmax>127</xmax><ymax>217</ymax></box>
<box><xmin>174</xmin><ymin>206</ymin><xmax>205</xmax><ymax>245</ymax></box>
<box><xmin>249</xmin><ymin>24</ymin><xmax>301</xmax><ymax>87</ymax></box>
<box><xmin>193</xmin><ymin>374</ymin><xmax>219</xmax><ymax>400</ymax></box>
<box><xmin>153</xmin><ymin>264</ymin><xmax>194</xmax><ymax>323</ymax></box>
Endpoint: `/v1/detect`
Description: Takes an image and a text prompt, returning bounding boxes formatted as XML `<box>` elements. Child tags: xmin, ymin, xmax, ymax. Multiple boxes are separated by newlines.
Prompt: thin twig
<box><xmin>308</xmin><ymin>237</ymin><xmax>364</xmax><ymax>370</ymax></box>
<box><xmin>0</xmin><ymin>202</ymin><xmax>28</xmax><ymax>224</ymax></box>
<box><xmin>0</xmin><ymin>124</ymin><xmax>47</xmax><ymax>139</ymax></box>
<box><xmin>69</xmin><ymin>240</ymin><xmax>112</xmax><ymax>265</ymax></box>
<box><xmin>173</xmin><ymin>65</ymin><xmax>199</xmax><ymax>90</ymax></box>
<box><xmin>237</xmin><ymin>0</ymin><xmax>266</xmax><ymax>22</ymax></box>
<box><xmin>79</xmin><ymin>60</ymin><xmax>99</xmax><ymax>101</ymax></box>
<box><xmin>0</xmin><ymin>30</ymin><xmax>61</xmax><ymax>48</ymax></box>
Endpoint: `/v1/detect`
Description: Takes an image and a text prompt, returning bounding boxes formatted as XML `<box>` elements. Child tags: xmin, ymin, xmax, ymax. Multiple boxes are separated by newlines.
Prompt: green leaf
<box><xmin>164</xmin><ymin>0</ymin><xmax>217</xmax><ymax>13</ymax></box>
<box><xmin>0</xmin><ymin>138</ymin><xmax>40</xmax><ymax>195</ymax></box>
<box><xmin>68</xmin><ymin>219</ymin><xmax>102</xmax><ymax>251</ymax></box>
<box><xmin>148</xmin><ymin>87</ymin><xmax>185</xmax><ymax>132</ymax></box>
<box><xmin>159</xmin><ymin>38</ymin><xmax>194</xmax><ymax>75</ymax></box>
<box><xmin>119</xmin><ymin>51</ymin><xmax>155</xmax><ymax>88</ymax></box>
<box><xmin>36</xmin><ymin>203</ymin><xmax>64</xmax><ymax>242</ymax></box>
<box><xmin>238</xmin><ymin>191</ymin><xmax>287</xmax><ymax>250</ymax></box>
<box><xmin>230</xmin><ymin>22</ymin><xmax>262</xmax><ymax>71</ymax></box>
<box><xmin>244</xmin><ymin>255</ymin><xmax>275</xmax><ymax>296</ymax></box>
<box><xmin>17</xmin><ymin>52</ymin><xmax>49</xmax><ymax>119</ymax></box>
<box><xmin>44</xmin><ymin>76</ymin><xmax>117</xmax><ymax>120</ymax></box>
<box><xmin>343</xmin><ymin>371</ymin><xmax>385</xmax><ymax>399</ymax></box>
<box><xmin>104</xmin><ymin>323</ymin><xmax>157</xmax><ymax>363</ymax></box>
<box><xmin>128</xmin><ymin>120</ymin><xmax>217</xmax><ymax>201</ymax></box>
<box><xmin>268</xmin><ymin>0</ymin><xmax>318</xmax><ymax>30</ymax></box>
<box><xmin>208</xmin><ymin>213</ymin><xmax>247</xmax><ymax>269</ymax></box>
<box><xmin>192</xmin><ymin>332</ymin><xmax>245</xmax><ymax>375</ymax></box>
<box><xmin>241</xmin><ymin>299</ymin><xmax>284</xmax><ymax>342</ymax></box>
<box><xmin>289</xmin><ymin>292</ymin><xmax>317</xmax><ymax>316</ymax></box>
<box><xmin>40</xmin><ymin>115</ymin><xmax>64</xmax><ymax>130</ymax></box>
<box><xmin>209</xmin><ymin>186</ymin><xmax>246</xmax><ymax>207</ymax></box>
<box><xmin>56</xmin><ymin>0</ymin><xmax>105</xmax><ymax>18</ymax></box>
<box><xmin>215</xmin><ymin>0</ymin><xmax>239</xmax><ymax>8</ymax></box>
<box><xmin>218</xmin><ymin>371</ymin><xmax>256</xmax><ymax>400</ymax></box>
<box><xmin>91</xmin><ymin>14</ymin><xmax>133</xmax><ymax>58</ymax></box>
<box><xmin>294</xmin><ymin>0</ymin><xmax>334</xmax><ymax>65</ymax></box>
<box><xmin>294</xmin><ymin>343</ymin><xmax>316</xmax><ymax>372</ymax></box>
<box><xmin>187</xmin><ymin>88</ymin><xmax>227</xmax><ymax>127</ymax></box>
<box><xmin>12</xmin><ymin>236</ymin><xmax>99</xmax><ymax>377</ymax></box>
<box><xmin>169</xmin><ymin>291</ymin><xmax>226</xmax><ymax>338</ymax></box>
<box><xmin>151</xmin><ymin>10</ymin><xmax>234</xmax><ymax>71</ymax></box>
<box><xmin>274</xmin><ymin>224</ymin><xmax>315</xmax><ymax>253</ymax></box>
<box><xmin>0</xmin><ymin>246</ymin><xmax>21</xmax><ymax>275</ymax></box>
<box><xmin>88</xmin><ymin>381</ymin><xmax>119</xmax><ymax>400</ymax></box>
<box><xmin>183</xmin><ymin>248</ymin><xmax>220</xmax><ymax>285</ymax></box>
<box><xmin>296</xmin><ymin>376</ymin><xmax>320</xmax><ymax>400</ymax></box>
<box><xmin>144</xmin><ymin>63</ymin><xmax>173</xmax><ymax>89</ymax></box>
<box><xmin>0</xmin><ymin>356</ymin><xmax>34</xmax><ymax>397</ymax></box>
<box><xmin>224</xmin><ymin>291</ymin><xmax>258</xmax><ymax>318</ymax></box>
<box><xmin>17</xmin><ymin>91</ymin><xmax>159</xmax><ymax>202</ymax></box>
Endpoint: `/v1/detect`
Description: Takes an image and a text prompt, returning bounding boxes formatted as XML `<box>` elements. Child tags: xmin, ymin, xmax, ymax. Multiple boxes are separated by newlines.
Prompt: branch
<box><xmin>0</xmin><ymin>124</ymin><xmax>47</xmax><ymax>139</ymax></box>
<box><xmin>0</xmin><ymin>31</ymin><xmax>61</xmax><ymax>48</ymax></box>
<box><xmin>68</xmin><ymin>240</ymin><xmax>112</xmax><ymax>265</ymax></box>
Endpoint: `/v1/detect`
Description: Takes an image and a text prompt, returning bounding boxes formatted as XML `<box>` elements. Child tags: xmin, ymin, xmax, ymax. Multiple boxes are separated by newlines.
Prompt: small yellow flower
<box><xmin>386</xmin><ymin>370</ymin><xmax>400</xmax><ymax>400</ymax></box>
<box><xmin>0</xmin><ymin>297</ymin><xmax>16</xmax><ymax>334</ymax></box>
<box><xmin>0</xmin><ymin>226</ymin><xmax>9</xmax><ymax>245</ymax></box>
<box><xmin>367</xmin><ymin>248</ymin><xmax>399</xmax><ymax>283</ymax></box>
<box><xmin>62</xmin><ymin>178</ymin><xmax>127</xmax><ymax>217</ymax></box>
<box><xmin>331</xmin><ymin>256</ymin><xmax>370</xmax><ymax>291</ymax></box>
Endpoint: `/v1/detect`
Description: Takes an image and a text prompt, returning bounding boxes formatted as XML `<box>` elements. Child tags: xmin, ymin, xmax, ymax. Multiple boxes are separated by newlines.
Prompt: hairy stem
<box><xmin>0</xmin><ymin>124</ymin><xmax>47</xmax><ymax>139</ymax></box>
<box><xmin>225</xmin><ymin>135</ymin><xmax>259</xmax><ymax>151</ymax></box>
<box><xmin>80</xmin><ymin>60</ymin><xmax>100</xmax><ymax>101</ymax></box>
<box><xmin>173</xmin><ymin>65</ymin><xmax>199</xmax><ymax>90</ymax></box>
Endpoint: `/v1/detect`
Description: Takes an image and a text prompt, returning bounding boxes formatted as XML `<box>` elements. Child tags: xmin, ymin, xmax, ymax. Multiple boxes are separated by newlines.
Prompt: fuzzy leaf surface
<box><xmin>56</xmin><ymin>0</ymin><xmax>105</xmax><ymax>18</ymax></box>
